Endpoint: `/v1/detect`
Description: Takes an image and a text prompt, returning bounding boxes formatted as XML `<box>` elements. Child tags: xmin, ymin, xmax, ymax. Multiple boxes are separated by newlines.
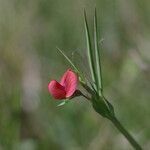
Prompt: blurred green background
<box><xmin>0</xmin><ymin>0</ymin><xmax>150</xmax><ymax>149</ymax></box>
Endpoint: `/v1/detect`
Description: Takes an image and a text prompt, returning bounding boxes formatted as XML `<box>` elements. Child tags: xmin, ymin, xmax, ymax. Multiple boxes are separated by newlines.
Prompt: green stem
<box><xmin>109</xmin><ymin>116</ymin><xmax>142</xmax><ymax>150</ymax></box>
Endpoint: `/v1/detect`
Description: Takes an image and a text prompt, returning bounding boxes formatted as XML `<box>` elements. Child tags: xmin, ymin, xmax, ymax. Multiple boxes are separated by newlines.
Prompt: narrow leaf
<box><xmin>84</xmin><ymin>10</ymin><xmax>98</xmax><ymax>90</ymax></box>
<box><xmin>57</xmin><ymin>47</ymin><xmax>87</xmax><ymax>84</ymax></box>
<box><xmin>56</xmin><ymin>47</ymin><xmax>80</xmax><ymax>73</ymax></box>
<box><xmin>94</xmin><ymin>8</ymin><xmax>103</xmax><ymax>95</ymax></box>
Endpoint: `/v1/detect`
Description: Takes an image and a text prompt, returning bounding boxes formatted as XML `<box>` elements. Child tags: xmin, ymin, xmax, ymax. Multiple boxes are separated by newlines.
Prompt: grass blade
<box><xmin>94</xmin><ymin>8</ymin><xmax>103</xmax><ymax>95</ymax></box>
<box><xmin>84</xmin><ymin>10</ymin><xmax>98</xmax><ymax>90</ymax></box>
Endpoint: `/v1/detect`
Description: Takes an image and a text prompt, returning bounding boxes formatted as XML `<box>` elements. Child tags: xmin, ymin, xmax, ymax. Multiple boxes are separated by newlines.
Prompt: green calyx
<box><xmin>92</xmin><ymin>95</ymin><xmax>114</xmax><ymax>119</ymax></box>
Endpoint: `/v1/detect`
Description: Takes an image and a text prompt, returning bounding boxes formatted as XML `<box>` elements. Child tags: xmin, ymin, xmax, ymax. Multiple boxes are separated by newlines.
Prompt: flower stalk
<box><xmin>109</xmin><ymin>115</ymin><xmax>142</xmax><ymax>150</ymax></box>
<box><xmin>83</xmin><ymin>9</ymin><xmax>143</xmax><ymax>150</ymax></box>
<box><xmin>81</xmin><ymin>84</ymin><xmax>142</xmax><ymax>149</ymax></box>
<box><xmin>48</xmin><ymin>8</ymin><xmax>143</xmax><ymax>150</ymax></box>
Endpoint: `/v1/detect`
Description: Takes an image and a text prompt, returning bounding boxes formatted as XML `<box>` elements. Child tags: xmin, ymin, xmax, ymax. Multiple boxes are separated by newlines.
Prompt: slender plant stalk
<box><xmin>109</xmin><ymin>116</ymin><xmax>142</xmax><ymax>150</ymax></box>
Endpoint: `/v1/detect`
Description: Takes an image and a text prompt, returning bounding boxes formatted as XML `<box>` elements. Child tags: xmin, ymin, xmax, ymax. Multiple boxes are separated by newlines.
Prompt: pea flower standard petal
<box><xmin>48</xmin><ymin>69</ymin><xmax>78</xmax><ymax>100</ymax></box>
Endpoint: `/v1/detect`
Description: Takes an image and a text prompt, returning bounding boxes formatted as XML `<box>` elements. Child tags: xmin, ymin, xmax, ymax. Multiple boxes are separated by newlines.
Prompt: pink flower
<box><xmin>48</xmin><ymin>69</ymin><xmax>78</xmax><ymax>100</ymax></box>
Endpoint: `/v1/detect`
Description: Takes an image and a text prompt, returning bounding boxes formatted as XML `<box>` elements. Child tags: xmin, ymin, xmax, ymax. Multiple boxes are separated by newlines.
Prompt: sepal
<box><xmin>92</xmin><ymin>95</ymin><xmax>114</xmax><ymax>119</ymax></box>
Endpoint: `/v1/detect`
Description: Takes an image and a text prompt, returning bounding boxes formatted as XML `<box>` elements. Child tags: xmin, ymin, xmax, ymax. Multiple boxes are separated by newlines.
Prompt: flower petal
<box><xmin>60</xmin><ymin>69</ymin><xmax>78</xmax><ymax>98</ymax></box>
<box><xmin>48</xmin><ymin>80</ymin><xmax>66</xmax><ymax>99</ymax></box>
